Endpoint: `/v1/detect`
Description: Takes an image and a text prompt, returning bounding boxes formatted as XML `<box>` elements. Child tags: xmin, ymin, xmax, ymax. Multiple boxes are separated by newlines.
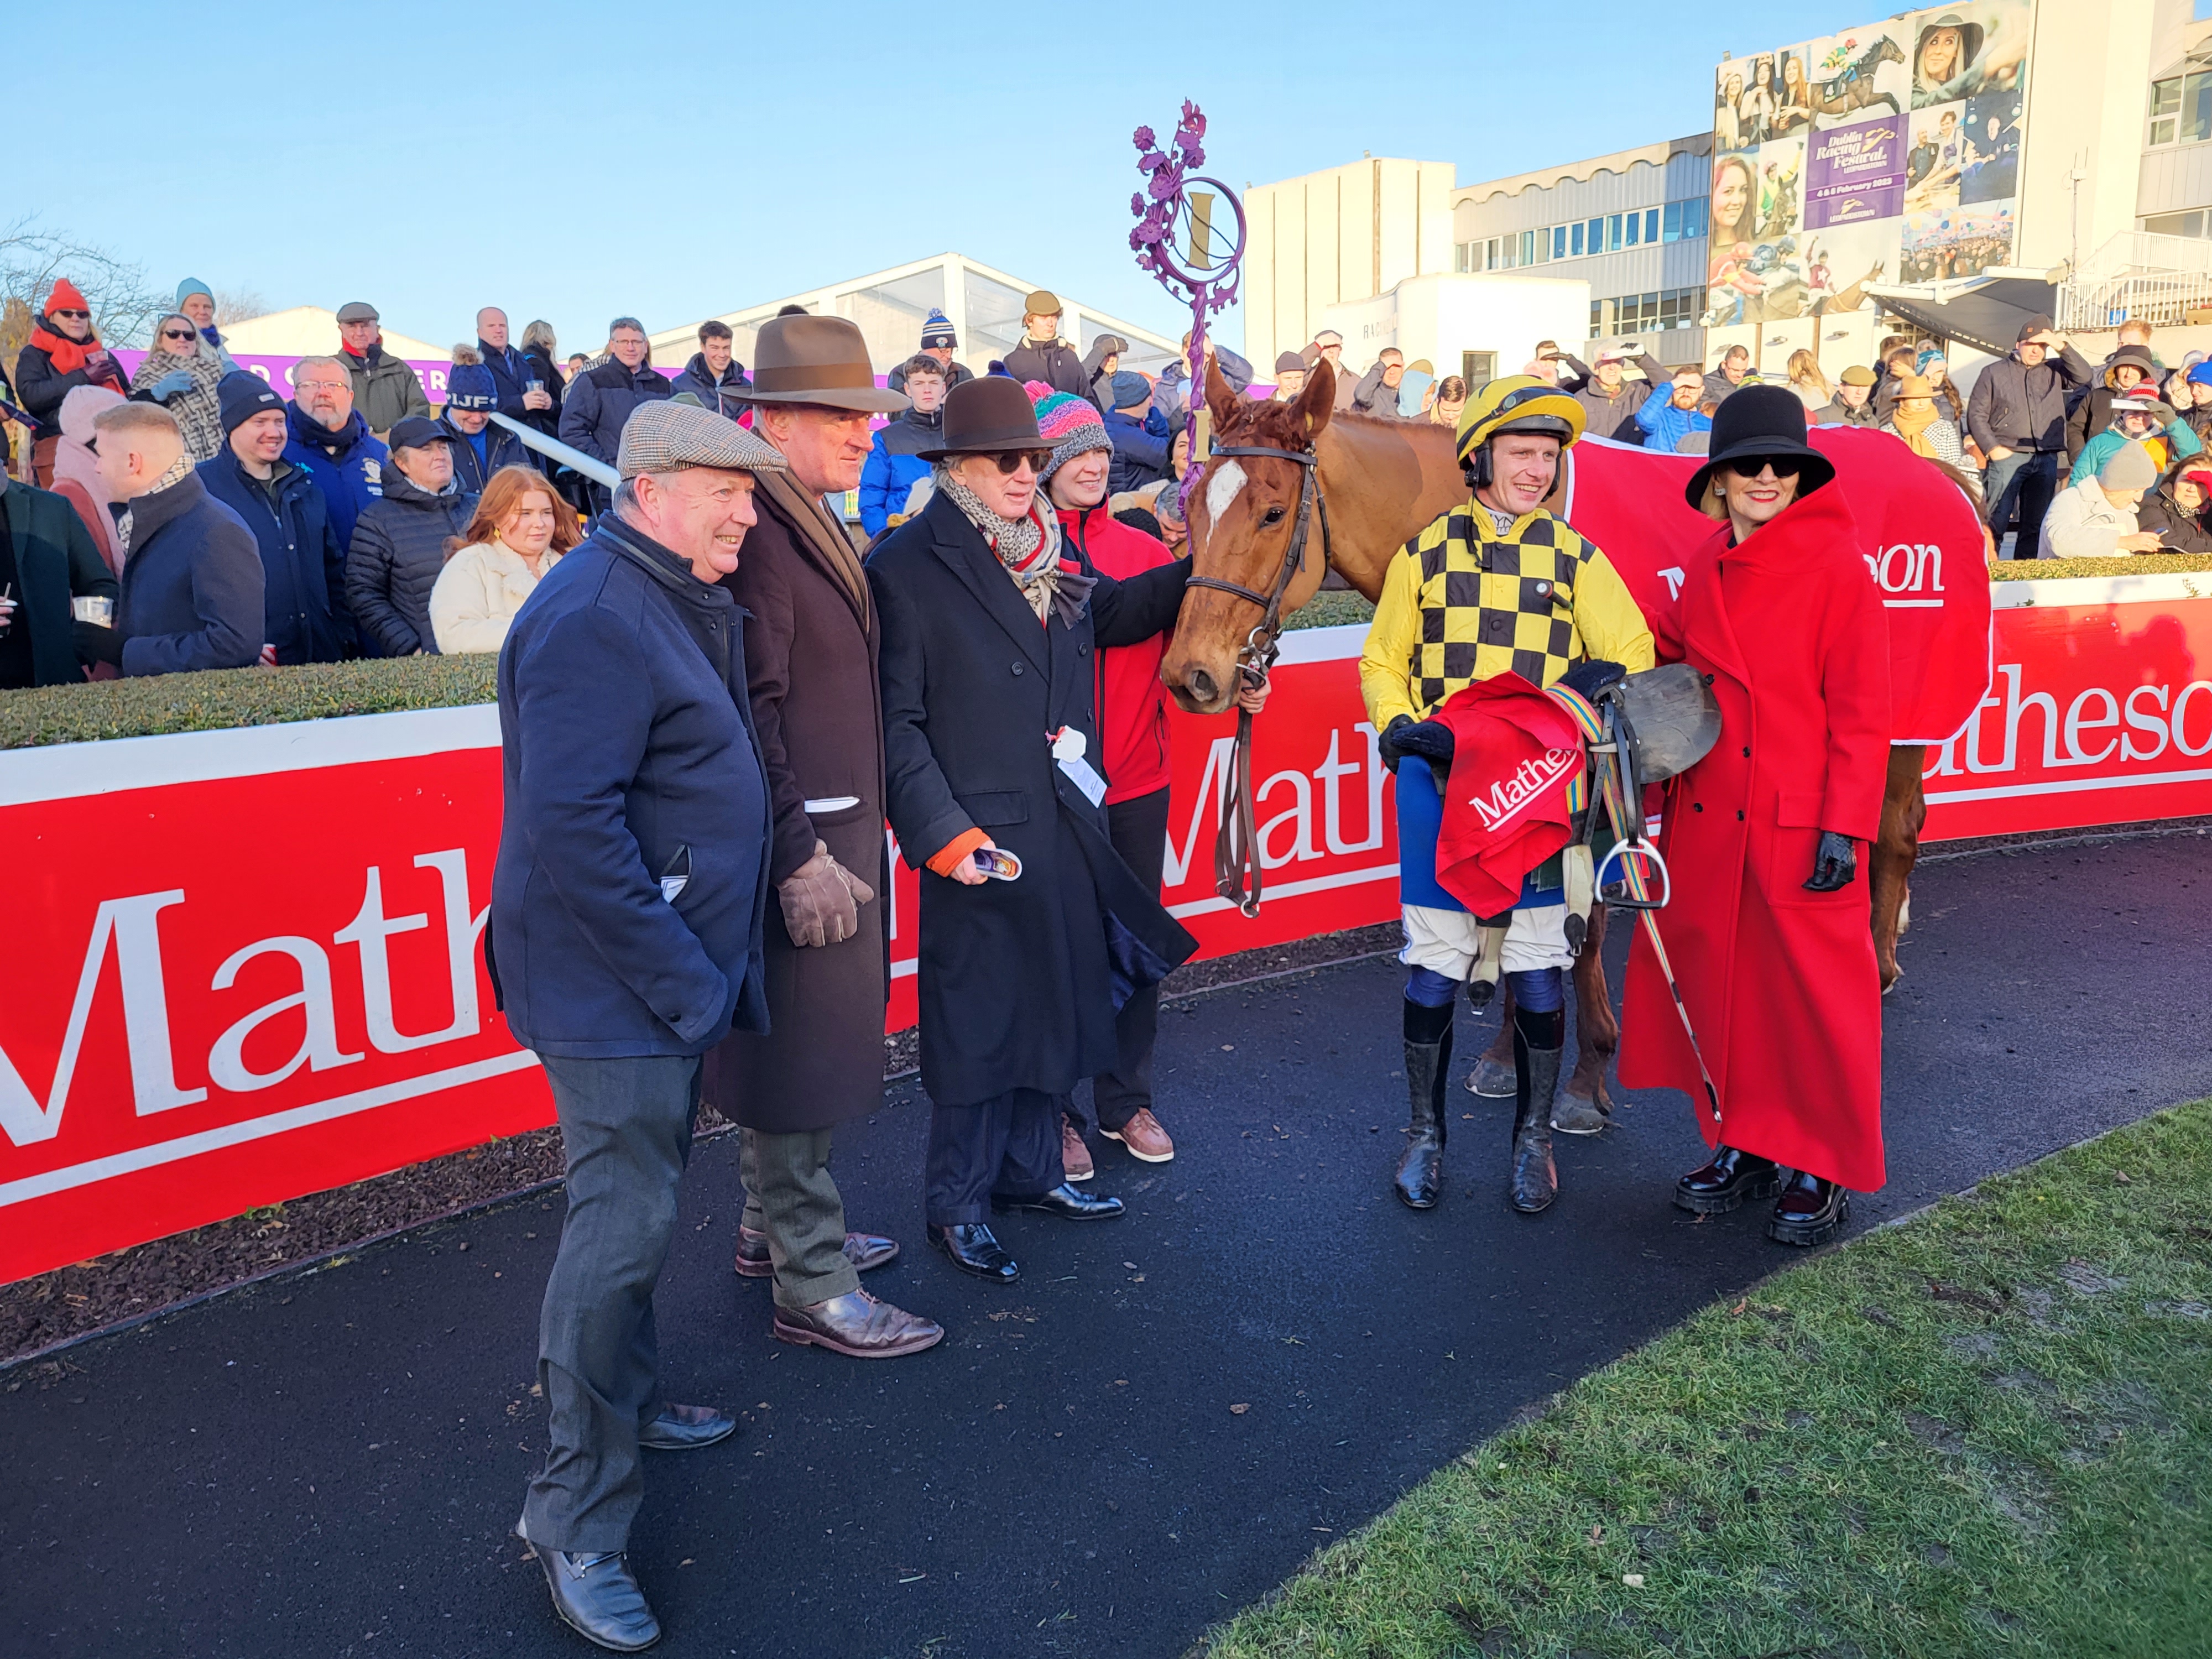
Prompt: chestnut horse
<box><xmin>1161</xmin><ymin>358</ymin><xmax>1926</xmax><ymax>1114</ymax></box>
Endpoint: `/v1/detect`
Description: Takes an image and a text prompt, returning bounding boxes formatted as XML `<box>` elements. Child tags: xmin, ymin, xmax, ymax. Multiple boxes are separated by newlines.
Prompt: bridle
<box><xmin>1186</xmin><ymin>441</ymin><xmax>1332</xmax><ymax>917</ymax></box>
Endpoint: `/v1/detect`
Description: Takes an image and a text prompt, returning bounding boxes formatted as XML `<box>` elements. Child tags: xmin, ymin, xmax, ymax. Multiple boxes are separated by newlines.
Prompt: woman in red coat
<box><xmin>1620</xmin><ymin>386</ymin><xmax>1891</xmax><ymax>1245</ymax></box>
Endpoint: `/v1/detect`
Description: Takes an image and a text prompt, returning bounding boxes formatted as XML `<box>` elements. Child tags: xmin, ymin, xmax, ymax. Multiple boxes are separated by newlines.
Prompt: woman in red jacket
<box><xmin>1620</xmin><ymin>386</ymin><xmax>1891</xmax><ymax>1246</ymax></box>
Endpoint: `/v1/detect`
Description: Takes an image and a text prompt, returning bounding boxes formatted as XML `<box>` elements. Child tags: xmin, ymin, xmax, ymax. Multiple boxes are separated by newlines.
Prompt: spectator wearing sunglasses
<box><xmin>128</xmin><ymin>314</ymin><xmax>228</xmax><ymax>462</ymax></box>
<box><xmin>868</xmin><ymin>375</ymin><xmax>1197</xmax><ymax>1287</ymax></box>
<box><xmin>15</xmin><ymin>278</ymin><xmax>129</xmax><ymax>483</ymax></box>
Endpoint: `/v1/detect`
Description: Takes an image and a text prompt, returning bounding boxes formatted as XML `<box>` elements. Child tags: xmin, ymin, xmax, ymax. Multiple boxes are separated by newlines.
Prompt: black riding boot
<box><xmin>1509</xmin><ymin>1005</ymin><xmax>1563</xmax><ymax>1214</ymax></box>
<box><xmin>1394</xmin><ymin>998</ymin><xmax>1454</xmax><ymax>1209</ymax></box>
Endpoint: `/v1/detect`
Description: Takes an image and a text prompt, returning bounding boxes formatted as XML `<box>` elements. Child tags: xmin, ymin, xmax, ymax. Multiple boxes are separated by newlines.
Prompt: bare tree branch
<box><xmin>0</xmin><ymin>215</ymin><xmax>169</xmax><ymax>353</ymax></box>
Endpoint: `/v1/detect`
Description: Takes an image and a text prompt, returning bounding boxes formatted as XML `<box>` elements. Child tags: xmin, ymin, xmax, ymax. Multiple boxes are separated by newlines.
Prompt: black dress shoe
<box><xmin>990</xmin><ymin>1183</ymin><xmax>1126</xmax><ymax>1220</ymax></box>
<box><xmin>1768</xmin><ymin>1170</ymin><xmax>1849</xmax><ymax>1246</ymax></box>
<box><xmin>930</xmin><ymin>1222</ymin><xmax>1020</xmax><ymax>1282</ymax></box>
<box><xmin>529</xmin><ymin>1542</ymin><xmax>660</xmax><ymax>1652</ymax></box>
<box><xmin>637</xmin><ymin>1401</ymin><xmax>734</xmax><ymax>1451</ymax></box>
<box><xmin>1673</xmin><ymin>1145</ymin><xmax>1780</xmax><ymax>1214</ymax></box>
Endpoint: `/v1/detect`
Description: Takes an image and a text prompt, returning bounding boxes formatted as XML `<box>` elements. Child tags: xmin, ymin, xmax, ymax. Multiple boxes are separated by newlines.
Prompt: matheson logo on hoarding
<box><xmin>0</xmin><ymin>851</ymin><xmax>492</xmax><ymax>1154</ymax></box>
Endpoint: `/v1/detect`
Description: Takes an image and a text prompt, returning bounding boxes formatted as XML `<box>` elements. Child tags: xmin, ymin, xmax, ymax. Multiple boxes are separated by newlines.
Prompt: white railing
<box><xmin>2057</xmin><ymin>232</ymin><xmax>2212</xmax><ymax>331</ymax></box>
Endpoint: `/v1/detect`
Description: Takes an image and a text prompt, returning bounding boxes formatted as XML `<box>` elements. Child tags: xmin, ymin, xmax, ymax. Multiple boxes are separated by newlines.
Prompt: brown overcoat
<box><xmin>701</xmin><ymin>469</ymin><xmax>889</xmax><ymax>1134</ymax></box>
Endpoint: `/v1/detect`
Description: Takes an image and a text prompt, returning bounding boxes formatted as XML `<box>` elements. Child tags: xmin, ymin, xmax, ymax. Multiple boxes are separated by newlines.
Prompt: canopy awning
<box><xmin>1862</xmin><ymin>270</ymin><xmax>2064</xmax><ymax>356</ymax></box>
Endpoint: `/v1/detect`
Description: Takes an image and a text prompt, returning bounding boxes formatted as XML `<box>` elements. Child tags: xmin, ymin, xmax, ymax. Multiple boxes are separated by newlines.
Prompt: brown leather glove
<box><xmin>777</xmin><ymin>840</ymin><xmax>876</xmax><ymax>947</ymax></box>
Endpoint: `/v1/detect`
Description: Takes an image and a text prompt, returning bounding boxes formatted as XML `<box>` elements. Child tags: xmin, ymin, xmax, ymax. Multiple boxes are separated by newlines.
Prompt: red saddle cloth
<box><xmin>1429</xmin><ymin>675</ymin><xmax>1592</xmax><ymax>918</ymax></box>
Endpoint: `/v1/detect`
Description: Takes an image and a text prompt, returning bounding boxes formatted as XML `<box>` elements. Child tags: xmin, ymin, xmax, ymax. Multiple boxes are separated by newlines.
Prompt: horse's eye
<box><xmin>1262</xmin><ymin>505</ymin><xmax>1286</xmax><ymax>525</ymax></box>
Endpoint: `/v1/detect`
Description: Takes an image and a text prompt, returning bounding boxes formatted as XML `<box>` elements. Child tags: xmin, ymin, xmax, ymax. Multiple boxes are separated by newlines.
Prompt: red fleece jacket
<box><xmin>1058</xmin><ymin>503</ymin><xmax>1173</xmax><ymax>804</ymax></box>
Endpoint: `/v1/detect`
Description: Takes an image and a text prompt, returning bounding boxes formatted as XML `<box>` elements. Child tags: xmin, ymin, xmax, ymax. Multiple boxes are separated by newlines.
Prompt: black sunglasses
<box><xmin>53</xmin><ymin>308</ymin><xmax>89</xmax><ymax>320</ymax></box>
<box><xmin>160</xmin><ymin>328</ymin><xmax>195</xmax><ymax>342</ymax></box>
<box><xmin>986</xmin><ymin>450</ymin><xmax>1052</xmax><ymax>476</ymax></box>
<box><xmin>1723</xmin><ymin>455</ymin><xmax>1804</xmax><ymax>481</ymax></box>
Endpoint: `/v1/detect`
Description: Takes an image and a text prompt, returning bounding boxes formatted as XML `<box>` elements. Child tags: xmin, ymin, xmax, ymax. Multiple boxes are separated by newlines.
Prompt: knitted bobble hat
<box><xmin>1028</xmin><ymin>381</ymin><xmax>1111</xmax><ymax>482</ymax></box>
<box><xmin>921</xmin><ymin>307</ymin><xmax>957</xmax><ymax>349</ymax></box>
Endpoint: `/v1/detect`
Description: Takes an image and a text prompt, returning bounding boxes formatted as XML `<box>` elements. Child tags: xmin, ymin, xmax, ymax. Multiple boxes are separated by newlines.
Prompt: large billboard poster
<box><xmin>1706</xmin><ymin>1</ymin><xmax>2033</xmax><ymax>328</ymax></box>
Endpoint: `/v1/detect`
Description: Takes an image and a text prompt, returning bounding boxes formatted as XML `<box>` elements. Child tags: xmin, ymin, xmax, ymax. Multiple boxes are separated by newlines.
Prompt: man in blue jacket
<box><xmin>1102</xmin><ymin>371</ymin><xmax>1171</xmax><ymax>494</ymax></box>
<box><xmin>198</xmin><ymin>373</ymin><xmax>354</xmax><ymax>663</ymax></box>
<box><xmin>559</xmin><ymin>316</ymin><xmax>672</xmax><ymax>514</ymax></box>
<box><xmin>1635</xmin><ymin>366</ymin><xmax>1714</xmax><ymax>452</ymax></box>
<box><xmin>494</xmin><ymin>399</ymin><xmax>783</xmax><ymax>1654</ymax></box>
<box><xmin>441</xmin><ymin>351</ymin><xmax>532</xmax><ymax>493</ymax></box>
<box><xmin>283</xmin><ymin>355</ymin><xmax>389</xmax><ymax>553</ymax></box>
<box><xmin>857</xmin><ymin>354</ymin><xmax>945</xmax><ymax>537</ymax></box>
<box><xmin>76</xmin><ymin>402</ymin><xmax>263</xmax><ymax>677</ymax></box>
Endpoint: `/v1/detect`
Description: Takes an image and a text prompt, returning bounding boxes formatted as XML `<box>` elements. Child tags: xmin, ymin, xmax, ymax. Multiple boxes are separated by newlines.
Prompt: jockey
<box><xmin>1359</xmin><ymin>375</ymin><xmax>1655</xmax><ymax>1216</ymax></box>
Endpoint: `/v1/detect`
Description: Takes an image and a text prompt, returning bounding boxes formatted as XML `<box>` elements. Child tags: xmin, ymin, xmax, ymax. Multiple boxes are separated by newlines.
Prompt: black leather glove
<box><xmin>1559</xmin><ymin>658</ymin><xmax>1626</xmax><ymax>701</ymax></box>
<box><xmin>1379</xmin><ymin>714</ymin><xmax>1412</xmax><ymax>775</ymax></box>
<box><xmin>1803</xmin><ymin>830</ymin><xmax>1856</xmax><ymax>891</ymax></box>
<box><xmin>74</xmin><ymin>618</ymin><xmax>125</xmax><ymax>667</ymax></box>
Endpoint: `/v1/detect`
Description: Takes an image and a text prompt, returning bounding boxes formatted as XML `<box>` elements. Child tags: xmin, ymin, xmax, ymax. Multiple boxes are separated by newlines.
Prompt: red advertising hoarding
<box><xmin>4</xmin><ymin>582</ymin><xmax>2206</xmax><ymax>1284</ymax></box>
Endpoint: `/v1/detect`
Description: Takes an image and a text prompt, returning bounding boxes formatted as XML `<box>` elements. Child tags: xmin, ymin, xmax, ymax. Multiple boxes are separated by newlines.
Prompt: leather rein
<box><xmin>1187</xmin><ymin>441</ymin><xmax>1332</xmax><ymax>917</ymax></box>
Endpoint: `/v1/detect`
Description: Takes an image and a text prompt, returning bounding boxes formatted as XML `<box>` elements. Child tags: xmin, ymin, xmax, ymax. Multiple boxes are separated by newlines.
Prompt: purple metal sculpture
<box><xmin>1130</xmin><ymin>102</ymin><xmax>1246</xmax><ymax>502</ymax></box>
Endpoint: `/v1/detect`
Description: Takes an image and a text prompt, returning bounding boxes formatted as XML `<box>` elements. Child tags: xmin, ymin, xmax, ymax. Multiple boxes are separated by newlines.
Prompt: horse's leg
<box><xmin>1467</xmin><ymin>978</ymin><xmax>1518</xmax><ymax>1097</ymax></box>
<box><xmin>1870</xmin><ymin>745</ymin><xmax>1927</xmax><ymax>993</ymax></box>
<box><xmin>1557</xmin><ymin>905</ymin><xmax>1619</xmax><ymax>1129</ymax></box>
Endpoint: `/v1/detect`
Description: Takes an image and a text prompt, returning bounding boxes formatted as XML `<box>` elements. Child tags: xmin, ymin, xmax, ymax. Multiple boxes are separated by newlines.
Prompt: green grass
<box><xmin>1198</xmin><ymin>1100</ymin><xmax>2212</xmax><ymax>1659</ymax></box>
<box><xmin>0</xmin><ymin>655</ymin><xmax>495</xmax><ymax>749</ymax></box>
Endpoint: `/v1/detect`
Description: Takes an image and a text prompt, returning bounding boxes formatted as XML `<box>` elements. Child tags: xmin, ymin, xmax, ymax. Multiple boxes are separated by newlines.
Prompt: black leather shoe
<box><xmin>990</xmin><ymin>1183</ymin><xmax>1125</xmax><ymax>1220</ymax></box>
<box><xmin>637</xmin><ymin>1401</ymin><xmax>734</xmax><ymax>1452</ymax></box>
<box><xmin>1768</xmin><ymin>1170</ymin><xmax>1849</xmax><ymax>1246</ymax></box>
<box><xmin>929</xmin><ymin>1222</ymin><xmax>1020</xmax><ymax>1282</ymax></box>
<box><xmin>529</xmin><ymin>1542</ymin><xmax>660</xmax><ymax>1652</ymax></box>
<box><xmin>1674</xmin><ymin>1145</ymin><xmax>1780</xmax><ymax>1214</ymax></box>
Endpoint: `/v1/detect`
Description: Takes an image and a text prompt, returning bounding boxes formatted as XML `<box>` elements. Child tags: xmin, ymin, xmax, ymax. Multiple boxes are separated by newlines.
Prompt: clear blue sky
<box><xmin>26</xmin><ymin>1</ymin><xmax>2044</xmax><ymax>356</ymax></box>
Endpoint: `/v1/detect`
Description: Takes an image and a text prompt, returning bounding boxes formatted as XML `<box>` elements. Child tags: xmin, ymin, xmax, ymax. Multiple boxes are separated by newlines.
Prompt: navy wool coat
<box><xmin>867</xmin><ymin>489</ymin><xmax>1195</xmax><ymax>1107</ymax></box>
<box><xmin>489</xmin><ymin>518</ymin><xmax>772</xmax><ymax>1058</ymax></box>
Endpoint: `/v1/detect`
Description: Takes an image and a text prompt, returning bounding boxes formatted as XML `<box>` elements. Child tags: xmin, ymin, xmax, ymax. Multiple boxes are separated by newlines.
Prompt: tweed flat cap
<box><xmin>617</xmin><ymin>399</ymin><xmax>789</xmax><ymax>478</ymax></box>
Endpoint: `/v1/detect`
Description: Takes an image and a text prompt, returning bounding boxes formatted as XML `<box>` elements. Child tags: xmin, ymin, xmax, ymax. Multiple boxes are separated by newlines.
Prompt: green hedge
<box><xmin>0</xmin><ymin>656</ymin><xmax>497</xmax><ymax>750</ymax></box>
<box><xmin>5</xmin><ymin>551</ymin><xmax>2207</xmax><ymax>750</ymax></box>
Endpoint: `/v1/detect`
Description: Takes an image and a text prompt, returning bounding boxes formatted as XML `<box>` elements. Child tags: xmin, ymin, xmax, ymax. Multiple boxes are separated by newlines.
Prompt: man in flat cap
<box><xmin>702</xmin><ymin>312</ymin><xmax>944</xmax><ymax>1360</ymax></box>
<box><xmin>1002</xmin><ymin>290</ymin><xmax>1091</xmax><ymax>400</ymax></box>
<box><xmin>333</xmin><ymin>300</ymin><xmax>430</xmax><ymax>439</ymax></box>
<box><xmin>494</xmin><ymin>399</ymin><xmax>787</xmax><ymax>1652</ymax></box>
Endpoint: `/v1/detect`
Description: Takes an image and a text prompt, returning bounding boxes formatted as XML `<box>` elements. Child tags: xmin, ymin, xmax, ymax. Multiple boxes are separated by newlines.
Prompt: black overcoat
<box><xmin>868</xmin><ymin>490</ymin><xmax>1195</xmax><ymax>1108</ymax></box>
<box><xmin>702</xmin><ymin>471</ymin><xmax>891</xmax><ymax>1135</ymax></box>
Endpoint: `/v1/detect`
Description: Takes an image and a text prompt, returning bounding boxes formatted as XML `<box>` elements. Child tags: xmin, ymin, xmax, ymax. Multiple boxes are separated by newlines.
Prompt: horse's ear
<box><xmin>1204</xmin><ymin>354</ymin><xmax>1241</xmax><ymax>430</ymax></box>
<box><xmin>1292</xmin><ymin>359</ymin><xmax>1335</xmax><ymax>440</ymax></box>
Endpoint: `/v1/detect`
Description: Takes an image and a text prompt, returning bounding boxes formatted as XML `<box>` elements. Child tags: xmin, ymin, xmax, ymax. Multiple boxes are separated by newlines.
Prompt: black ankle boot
<box><xmin>1508</xmin><ymin>1011</ymin><xmax>1561</xmax><ymax>1214</ymax></box>
<box><xmin>1395</xmin><ymin>998</ymin><xmax>1453</xmax><ymax>1209</ymax></box>
<box><xmin>1768</xmin><ymin>1170</ymin><xmax>1849</xmax><ymax>1246</ymax></box>
<box><xmin>1674</xmin><ymin>1146</ymin><xmax>1780</xmax><ymax>1214</ymax></box>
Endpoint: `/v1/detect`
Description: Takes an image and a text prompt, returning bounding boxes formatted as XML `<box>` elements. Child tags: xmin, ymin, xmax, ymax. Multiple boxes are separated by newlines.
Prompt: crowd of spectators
<box><xmin>6</xmin><ymin>272</ymin><xmax>2210</xmax><ymax>693</ymax></box>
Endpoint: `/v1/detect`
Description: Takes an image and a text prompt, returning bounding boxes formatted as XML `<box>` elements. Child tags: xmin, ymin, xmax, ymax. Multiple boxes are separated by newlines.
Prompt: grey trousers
<box><xmin>523</xmin><ymin>1051</ymin><xmax>700</xmax><ymax>1554</ymax></box>
<box><xmin>739</xmin><ymin>1126</ymin><xmax>859</xmax><ymax>1309</ymax></box>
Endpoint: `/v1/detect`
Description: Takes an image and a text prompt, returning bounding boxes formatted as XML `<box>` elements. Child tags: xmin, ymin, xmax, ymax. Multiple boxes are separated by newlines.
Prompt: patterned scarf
<box><xmin>935</xmin><ymin>465</ymin><xmax>1095</xmax><ymax>624</ymax></box>
<box><xmin>114</xmin><ymin>453</ymin><xmax>194</xmax><ymax>555</ymax></box>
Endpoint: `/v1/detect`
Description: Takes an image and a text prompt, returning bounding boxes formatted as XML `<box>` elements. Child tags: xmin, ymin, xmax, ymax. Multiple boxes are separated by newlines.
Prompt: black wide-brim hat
<box><xmin>917</xmin><ymin>374</ymin><xmax>1045</xmax><ymax>461</ymax></box>
<box><xmin>1684</xmin><ymin>384</ymin><xmax>1837</xmax><ymax>509</ymax></box>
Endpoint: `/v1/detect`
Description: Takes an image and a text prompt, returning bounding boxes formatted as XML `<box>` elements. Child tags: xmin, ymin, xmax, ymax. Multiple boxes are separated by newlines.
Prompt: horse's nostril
<box><xmin>1189</xmin><ymin>668</ymin><xmax>1217</xmax><ymax>703</ymax></box>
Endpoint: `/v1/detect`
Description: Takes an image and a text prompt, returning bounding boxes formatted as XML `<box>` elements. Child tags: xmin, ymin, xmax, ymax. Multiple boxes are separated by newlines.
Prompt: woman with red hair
<box><xmin>429</xmin><ymin>463</ymin><xmax>580</xmax><ymax>653</ymax></box>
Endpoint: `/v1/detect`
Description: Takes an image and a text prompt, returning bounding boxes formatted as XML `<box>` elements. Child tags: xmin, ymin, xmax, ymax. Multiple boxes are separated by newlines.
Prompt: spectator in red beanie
<box><xmin>15</xmin><ymin>279</ymin><xmax>129</xmax><ymax>483</ymax></box>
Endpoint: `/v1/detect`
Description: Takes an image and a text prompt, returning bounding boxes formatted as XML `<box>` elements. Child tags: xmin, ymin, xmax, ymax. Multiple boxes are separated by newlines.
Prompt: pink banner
<box><xmin>114</xmin><ymin>348</ymin><xmax>452</xmax><ymax>401</ymax></box>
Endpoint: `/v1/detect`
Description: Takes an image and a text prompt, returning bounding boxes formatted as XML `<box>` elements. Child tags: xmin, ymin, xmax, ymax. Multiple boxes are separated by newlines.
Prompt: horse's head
<box><xmin>1160</xmin><ymin>357</ymin><xmax>1336</xmax><ymax>715</ymax></box>
<box><xmin>1877</xmin><ymin>35</ymin><xmax>1905</xmax><ymax>66</ymax></box>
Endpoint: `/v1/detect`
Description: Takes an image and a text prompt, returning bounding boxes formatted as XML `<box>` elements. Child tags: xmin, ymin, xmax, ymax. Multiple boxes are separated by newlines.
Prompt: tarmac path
<box><xmin>4</xmin><ymin>831</ymin><xmax>2207</xmax><ymax>1659</ymax></box>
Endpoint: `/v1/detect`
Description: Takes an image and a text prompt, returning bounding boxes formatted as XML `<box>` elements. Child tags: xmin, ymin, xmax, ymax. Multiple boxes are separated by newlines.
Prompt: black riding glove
<box><xmin>1390</xmin><ymin>718</ymin><xmax>1455</xmax><ymax>768</ymax></box>
<box><xmin>74</xmin><ymin>618</ymin><xmax>126</xmax><ymax>667</ymax></box>
<box><xmin>1559</xmin><ymin>658</ymin><xmax>1626</xmax><ymax>701</ymax></box>
<box><xmin>1803</xmin><ymin>830</ymin><xmax>1856</xmax><ymax>891</ymax></box>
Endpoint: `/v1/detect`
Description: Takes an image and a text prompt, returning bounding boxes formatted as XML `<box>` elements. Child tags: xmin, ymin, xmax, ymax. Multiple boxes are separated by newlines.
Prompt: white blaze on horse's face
<box><xmin>1206</xmin><ymin>459</ymin><xmax>1248</xmax><ymax>527</ymax></box>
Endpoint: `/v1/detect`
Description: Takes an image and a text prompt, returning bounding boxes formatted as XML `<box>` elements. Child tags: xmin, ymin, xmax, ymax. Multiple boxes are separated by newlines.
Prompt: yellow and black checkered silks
<box><xmin>1358</xmin><ymin>505</ymin><xmax>1656</xmax><ymax>733</ymax></box>
<box><xmin>1454</xmin><ymin>375</ymin><xmax>1587</xmax><ymax>468</ymax></box>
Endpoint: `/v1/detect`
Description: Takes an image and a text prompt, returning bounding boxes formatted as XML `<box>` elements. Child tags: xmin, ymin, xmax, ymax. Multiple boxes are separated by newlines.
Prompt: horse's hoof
<box><xmin>1465</xmin><ymin>1056</ymin><xmax>1516</xmax><ymax>1097</ymax></box>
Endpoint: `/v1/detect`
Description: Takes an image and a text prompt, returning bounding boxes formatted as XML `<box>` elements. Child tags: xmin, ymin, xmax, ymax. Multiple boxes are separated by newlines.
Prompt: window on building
<box><xmin>1569</xmin><ymin>222</ymin><xmax>1583</xmax><ymax>257</ymax></box>
<box><xmin>1625</xmin><ymin>212</ymin><xmax>1641</xmax><ymax>248</ymax></box>
<box><xmin>1646</xmin><ymin>208</ymin><xmax>1661</xmax><ymax>243</ymax></box>
<box><xmin>2143</xmin><ymin>210</ymin><xmax>2210</xmax><ymax>239</ymax></box>
<box><xmin>1590</xmin><ymin>300</ymin><xmax>1605</xmax><ymax>337</ymax></box>
<box><xmin>1463</xmin><ymin>351</ymin><xmax>1497</xmax><ymax>391</ymax></box>
<box><xmin>1521</xmin><ymin>229</ymin><xmax>1538</xmax><ymax>265</ymax></box>
<box><xmin>1491</xmin><ymin>237</ymin><xmax>1507</xmax><ymax>270</ymax></box>
<box><xmin>1608</xmin><ymin>214</ymin><xmax>1623</xmax><ymax>251</ymax></box>
<box><xmin>2148</xmin><ymin>73</ymin><xmax>2212</xmax><ymax>147</ymax></box>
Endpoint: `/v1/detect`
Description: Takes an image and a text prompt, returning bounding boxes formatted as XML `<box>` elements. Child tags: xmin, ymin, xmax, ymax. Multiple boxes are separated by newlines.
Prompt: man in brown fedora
<box><xmin>1002</xmin><ymin>290</ymin><xmax>1091</xmax><ymax>401</ymax></box>
<box><xmin>701</xmin><ymin>314</ymin><xmax>944</xmax><ymax>1359</ymax></box>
